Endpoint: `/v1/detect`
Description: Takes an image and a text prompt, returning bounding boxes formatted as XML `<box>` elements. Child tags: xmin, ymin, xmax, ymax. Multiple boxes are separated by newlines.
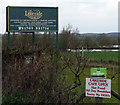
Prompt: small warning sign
<box><xmin>91</xmin><ymin>68</ymin><xmax>107</xmax><ymax>79</ymax></box>
<box><xmin>86</xmin><ymin>78</ymin><xmax>111</xmax><ymax>98</ymax></box>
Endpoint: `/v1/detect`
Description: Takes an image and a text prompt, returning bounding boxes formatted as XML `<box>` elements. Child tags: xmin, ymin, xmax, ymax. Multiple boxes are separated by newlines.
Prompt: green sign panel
<box><xmin>91</xmin><ymin>68</ymin><xmax>107</xmax><ymax>79</ymax></box>
<box><xmin>6</xmin><ymin>6</ymin><xmax>58</xmax><ymax>32</ymax></box>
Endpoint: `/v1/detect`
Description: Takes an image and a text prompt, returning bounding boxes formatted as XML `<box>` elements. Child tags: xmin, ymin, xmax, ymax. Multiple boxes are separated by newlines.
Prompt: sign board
<box><xmin>6</xmin><ymin>6</ymin><xmax>58</xmax><ymax>32</ymax></box>
<box><xmin>86</xmin><ymin>78</ymin><xmax>111</xmax><ymax>98</ymax></box>
<box><xmin>91</xmin><ymin>68</ymin><xmax>107</xmax><ymax>79</ymax></box>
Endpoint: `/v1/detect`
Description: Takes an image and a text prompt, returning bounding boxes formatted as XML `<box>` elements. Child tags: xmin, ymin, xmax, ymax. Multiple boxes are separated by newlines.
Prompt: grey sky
<box><xmin>0</xmin><ymin>0</ymin><xmax>119</xmax><ymax>33</ymax></box>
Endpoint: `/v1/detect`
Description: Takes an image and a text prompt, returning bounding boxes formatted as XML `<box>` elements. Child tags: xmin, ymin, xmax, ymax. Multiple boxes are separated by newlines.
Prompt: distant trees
<box><xmin>97</xmin><ymin>34</ymin><xmax>112</xmax><ymax>47</ymax></box>
<box><xmin>82</xmin><ymin>36</ymin><xmax>98</xmax><ymax>49</ymax></box>
<box><xmin>59</xmin><ymin>28</ymin><xmax>118</xmax><ymax>50</ymax></box>
<box><xmin>59</xmin><ymin>26</ymin><xmax>71</xmax><ymax>50</ymax></box>
<box><xmin>59</xmin><ymin>24</ymin><xmax>81</xmax><ymax>50</ymax></box>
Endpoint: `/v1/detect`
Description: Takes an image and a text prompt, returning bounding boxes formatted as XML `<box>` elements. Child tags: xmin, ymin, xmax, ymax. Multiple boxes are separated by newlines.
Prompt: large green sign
<box><xmin>91</xmin><ymin>68</ymin><xmax>107</xmax><ymax>79</ymax></box>
<box><xmin>6</xmin><ymin>6</ymin><xmax>58</xmax><ymax>32</ymax></box>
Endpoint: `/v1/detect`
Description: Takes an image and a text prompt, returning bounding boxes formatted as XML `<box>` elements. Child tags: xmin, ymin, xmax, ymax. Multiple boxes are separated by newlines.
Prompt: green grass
<box><xmin>61</xmin><ymin>51</ymin><xmax>119</xmax><ymax>62</ymax></box>
<box><xmin>88</xmin><ymin>51</ymin><xmax>119</xmax><ymax>61</ymax></box>
<box><xmin>2</xmin><ymin>91</ymin><xmax>27</xmax><ymax>104</ymax></box>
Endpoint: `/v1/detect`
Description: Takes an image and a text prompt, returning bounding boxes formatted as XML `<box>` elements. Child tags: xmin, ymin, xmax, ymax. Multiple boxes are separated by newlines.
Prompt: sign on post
<box><xmin>86</xmin><ymin>78</ymin><xmax>111</xmax><ymax>98</ymax></box>
<box><xmin>6</xmin><ymin>6</ymin><xmax>59</xmax><ymax>47</ymax></box>
<box><xmin>6</xmin><ymin>6</ymin><xmax>58</xmax><ymax>32</ymax></box>
<box><xmin>91</xmin><ymin>68</ymin><xmax>107</xmax><ymax>79</ymax></box>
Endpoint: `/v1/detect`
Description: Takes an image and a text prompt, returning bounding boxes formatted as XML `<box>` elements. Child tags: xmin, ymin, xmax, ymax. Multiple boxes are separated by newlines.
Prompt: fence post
<box><xmin>111</xmin><ymin>89</ymin><xmax>120</xmax><ymax>100</ymax></box>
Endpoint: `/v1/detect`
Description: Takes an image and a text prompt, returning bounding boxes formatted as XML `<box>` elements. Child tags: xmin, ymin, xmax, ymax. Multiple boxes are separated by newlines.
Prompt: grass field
<box><xmin>88</xmin><ymin>51</ymin><xmax>119</xmax><ymax>61</ymax></box>
<box><xmin>63</xmin><ymin>51</ymin><xmax>119</xmax><ymax>61</ymax></box>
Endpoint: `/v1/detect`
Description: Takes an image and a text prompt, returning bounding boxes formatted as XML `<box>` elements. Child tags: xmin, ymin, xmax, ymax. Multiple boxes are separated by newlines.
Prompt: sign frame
<box><xmin>6</xmin><ymin>6</ymin><xmax>59</xmax><ymax>32</ymax></box>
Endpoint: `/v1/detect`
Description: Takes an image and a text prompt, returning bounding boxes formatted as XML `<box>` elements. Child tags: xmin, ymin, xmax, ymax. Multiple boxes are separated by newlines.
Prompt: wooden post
<box><xmin>111</xmin><ymin>89</ymin><xmax>120</xmax><ymax>100</ymax></box>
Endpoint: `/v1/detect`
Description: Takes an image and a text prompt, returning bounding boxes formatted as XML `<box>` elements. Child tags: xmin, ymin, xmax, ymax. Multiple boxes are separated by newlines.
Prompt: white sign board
<box><xmin>86</xmin><ymin>78</ymin><xmax>111</xmax><ymax>98</ymax></box>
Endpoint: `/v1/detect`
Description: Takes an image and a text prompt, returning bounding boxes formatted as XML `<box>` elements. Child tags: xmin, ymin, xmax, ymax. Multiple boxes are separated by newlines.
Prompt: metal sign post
<box><xmin>56</xmin><ymin>32</ymin><xmax>58</xmax><ymax>49</ymax></box>
<box><xmin>32</xmin><ymin>32</ymin><xmax>35</xmax><ymax>44</ymax></box>
<box><xmin>8</xmin><ymin>32</ymin><xmax>10</xmax><ymax>46</ymax></box>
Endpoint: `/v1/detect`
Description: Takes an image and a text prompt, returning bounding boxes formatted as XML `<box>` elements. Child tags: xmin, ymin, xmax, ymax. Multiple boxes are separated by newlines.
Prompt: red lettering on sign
<box><xmin>87</xmin><ymin>92</ymin><xmax>95</xmax><ymax>96</ymax></box>
<box><xmin>91</xmin><ymin>86</ymin><xmax>97</xmax><ymax>89</ymax></box>
<box><xmin>100</xmin><ymin>87</ymin><xmax>105</xmax><ymax>90</ymax></box>
<box><xmin>98</xmin><ymin>83</ymin><xmax>108</xmax><ymax>86</ymax></box>
<box><xmin>86</xmin><ymin>89</ymin><xmax>90</xmax><ymax>92</ymax></box>
<box><xmin>101</xmin><ymin>94</ymin><xmax>110</xmax><ymax>97</ymax></box>
<box><xmin>96</xmin><ymin>93</ymin><xmax>100</xmax><ymax>96</ymax></box>
<box><xmin>91</xmin><ymin>79</ymin><xmax>107</xmax><ymax>83</ymax></box>
<box><xmin>88</xmin><ymin>82</ymin><xmax>91</xmax><ymax>85</ymax></box>
<box><xmin>97</xmin><ymin>90</ymin><xmax>110</xmax><ymax>93</ymax></box>
<box><xmin>91</xmin><ymin>89</ymin><xmax>96</xmax><ymax>92</ymax></box>
<box><xmin>88</xmin><ymin>82</ymin><xmax>97</xmax><ymax>86</ymax></box>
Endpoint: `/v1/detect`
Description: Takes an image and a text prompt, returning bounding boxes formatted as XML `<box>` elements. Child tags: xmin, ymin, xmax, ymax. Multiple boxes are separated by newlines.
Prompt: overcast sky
<box><xmin>0</xmin><ymin>0</ymin><xmax>119</xmax><ymax>34</ymax></box>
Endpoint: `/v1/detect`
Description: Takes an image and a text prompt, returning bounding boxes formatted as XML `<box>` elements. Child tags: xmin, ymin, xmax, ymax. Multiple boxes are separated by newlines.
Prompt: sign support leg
<box><xmin>56</xmin><ymin>32</ymin><xmax>58</xmax><ymax>49</ymax></box>
<box><xmin>8</xmin><ymin>32</ymin><xmax>10</xmax><ymax>46</ymax></box>
<box><xmin>56</xmin><ymin>32</ymin><xmax>59</xmax><ymax>73</ymax></box>
<box><xmin>32</xmin><ymin>32</ymin><xmax>35</xmax><ymax>44</ymax></box>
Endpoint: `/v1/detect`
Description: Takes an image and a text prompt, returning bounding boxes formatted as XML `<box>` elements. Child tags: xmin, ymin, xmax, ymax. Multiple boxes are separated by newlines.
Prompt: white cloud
<box><xmin>59</xmin><ymin>0</ymin><xmax>119</xmax><ymax>33</ymax></box>
<box><xmin>0</xmin><ymin>0</ymin><xmax>119</xmax><ymax>33</ymax></box>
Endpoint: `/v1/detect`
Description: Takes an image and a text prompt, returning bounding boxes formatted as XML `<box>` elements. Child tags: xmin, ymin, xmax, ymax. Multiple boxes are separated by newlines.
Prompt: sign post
<box><xmin>6</xmin><ymin>6</ymin><xmax>58</xmax><ymax>47</ymax></box>
<box><xmin>56</xmin><ymin>32</ymin><xmax>58</xmax><ymax>49</ymax></box>
<box><xmin>32</xmin><ymin>32</ymin><xmax>35</xmax><ymax>44</ymax></box>
<box><xmin>8</xmin><ymin>32</ymin><xmax>10</xmax><ymax>46</ymax></box>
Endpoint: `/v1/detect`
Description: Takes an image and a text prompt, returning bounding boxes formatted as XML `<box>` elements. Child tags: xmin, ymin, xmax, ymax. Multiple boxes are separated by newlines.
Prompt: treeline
<box><xmin>2</xmin><ymin>25</ymin><xmax>118</xmax><ymax>51</ymax></box>
<box><xmin>59</xmin><ymin>25</ymin><xmax>118</xmax><ymax>50</ymax></box>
